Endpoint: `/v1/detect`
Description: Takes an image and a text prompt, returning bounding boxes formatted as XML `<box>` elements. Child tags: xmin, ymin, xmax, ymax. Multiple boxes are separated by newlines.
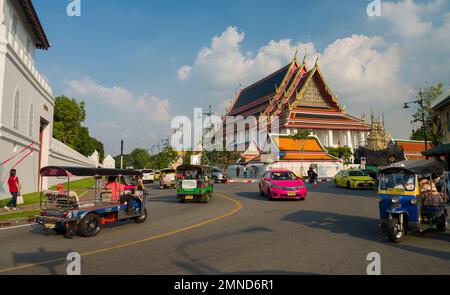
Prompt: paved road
<box><xmin>0</xmin><ymin>183</ymin><xmax>449</xmax><ymax>275</ymax></box>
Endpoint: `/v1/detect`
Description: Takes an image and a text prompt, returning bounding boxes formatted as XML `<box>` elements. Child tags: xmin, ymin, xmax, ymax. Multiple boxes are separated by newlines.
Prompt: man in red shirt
<box><xmin>4</xmin><ymin>169</ymin><xmax>20</xmax><ymax>211</ymax></box>
<box><xmin>104</xmin><ymin>176</ymin><xmax>126</xmax><ymax>202</ymax></box>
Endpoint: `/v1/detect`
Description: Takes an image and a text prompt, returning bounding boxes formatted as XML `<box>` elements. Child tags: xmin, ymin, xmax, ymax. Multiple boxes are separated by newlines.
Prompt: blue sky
<box><xmin>33</xmin><ymin>0</ymin><xmax>450</xmax><ymax>155</ymax></box>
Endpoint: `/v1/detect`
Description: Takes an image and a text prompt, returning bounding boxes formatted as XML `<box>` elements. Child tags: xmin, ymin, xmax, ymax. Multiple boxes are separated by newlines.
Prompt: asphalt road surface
<box><xmin>0</xmin><ymin>183</ymin><xmax>449</xmax><ymax>275</ymax></box>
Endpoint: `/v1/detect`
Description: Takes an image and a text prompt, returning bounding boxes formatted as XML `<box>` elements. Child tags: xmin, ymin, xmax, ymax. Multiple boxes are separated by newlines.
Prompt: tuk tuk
<box><xmin>35</xmin><ymin>166</ymin><xmax>148</xmax><ymax>238</ymax></box>
<box><xmin>160</xmin><ymin>168</ymin><xmax>176</xmax><ymax>189</ymax></box>
<box><xmin>175</xmin><ymin>165</ymin><xmax>213</xmax><ymax>203</ymax></box>
<box><xmin>378</xmin><ymin>160</ymin><xmax>448</xmax><ymax>243</ymax></box>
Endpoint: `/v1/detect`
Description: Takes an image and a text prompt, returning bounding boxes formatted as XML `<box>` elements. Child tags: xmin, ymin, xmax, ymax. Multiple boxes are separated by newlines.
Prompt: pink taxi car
<box><xmin>259</xmin><ymin>169</ymin><xmax>307</xmax><ymax>201</ymax></box>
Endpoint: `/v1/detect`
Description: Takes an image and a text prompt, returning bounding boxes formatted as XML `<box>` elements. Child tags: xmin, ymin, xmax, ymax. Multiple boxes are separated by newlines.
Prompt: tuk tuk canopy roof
<box><xmin>379</xmin><ymin>160</ymin><xmax>444</xmax><ymax>178</ymax></box>
<box><xmin>160</xmin><ymin>168</ymin><xmax>176</xmax><ymax>173</ymax></box>
<box><xmin>422</xmin><ymin>143</ymin><xmax>450</xmax><ymax>156</ymax></box>
<box><xmin>40</xmin><ymin>166</ymin><xmax>143</xmax><ymax>177</ymax></box>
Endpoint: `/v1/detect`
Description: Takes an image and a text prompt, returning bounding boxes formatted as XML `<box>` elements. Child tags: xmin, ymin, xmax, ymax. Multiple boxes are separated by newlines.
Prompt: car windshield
<box><xmin>348</xmin><ymin>171</ymin><xmax>368</xmax><ymax>177</ymax></box>
<box><xmin>271</xmin><ymin>172</ymin><xmax>298</xmax><ymax>180</ymax></box>
<box><xmin>379</xmin><ymin>172</ymin><xmax>415</xmax><ymax>191</ymax></box>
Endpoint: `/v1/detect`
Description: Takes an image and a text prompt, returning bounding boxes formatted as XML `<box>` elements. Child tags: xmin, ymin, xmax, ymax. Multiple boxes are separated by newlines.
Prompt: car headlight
<box><xmin>391</xmin><ymin>197</ymin><xmax>400</xmax><ymax>204</ymax></box>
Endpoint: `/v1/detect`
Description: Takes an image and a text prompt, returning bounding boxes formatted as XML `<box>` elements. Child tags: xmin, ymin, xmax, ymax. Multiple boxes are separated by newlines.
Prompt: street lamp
<box><xmin>403</xmin><ymin>91</ymin><xmax>428</xmax><ymax>152</ymax></box>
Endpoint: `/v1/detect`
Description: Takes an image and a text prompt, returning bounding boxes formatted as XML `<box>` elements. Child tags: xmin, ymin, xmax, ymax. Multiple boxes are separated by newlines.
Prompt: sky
<box><xmin>32</xmin><ymin>0</ymin><xmax>450</xmax><ymax>155</ymax></box>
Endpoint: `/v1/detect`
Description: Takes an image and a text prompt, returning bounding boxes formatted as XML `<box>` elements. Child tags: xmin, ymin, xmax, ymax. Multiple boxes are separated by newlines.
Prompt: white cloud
<box><xmin>64</xmin><ymin>77</ymin><xmax>171</xmax><ymax>122</ymax></box>
<box><xmin>319</xmin><ymin>35</ymin><xmax>401</xmax><ymax>101</ymax></box>
<box><xmin>380</xmin><ymin>0</ymin><xmax>445</xmax><ymax>37</ymax></box>
<box><xmin>178</xmin><ymin>26</ymin><xmax>317</xmax><ymax>89</ymax></box>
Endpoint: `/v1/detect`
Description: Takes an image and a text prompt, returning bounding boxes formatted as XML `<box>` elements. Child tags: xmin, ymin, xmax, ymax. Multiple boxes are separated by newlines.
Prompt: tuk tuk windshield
<box><xmin>348</xmin><ymin>171</ymin><xmax>368</xmax><ymax>177</ymax></box>
<box><xmin>379</xmin><ymin>172</ymin><xmax>416</xmax><ymax>192</ymax></box>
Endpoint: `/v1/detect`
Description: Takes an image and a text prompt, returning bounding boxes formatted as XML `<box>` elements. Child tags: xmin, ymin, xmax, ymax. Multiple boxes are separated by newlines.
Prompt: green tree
<box><xmin>409</xmin><ymin>83</ymin><xmax>444</xmax><ymax>146</ymax></box>
<box><xmin>325</xmin><ymin>146</ymin><xmax>353</xmax><ymax>164</ymax></box>
<box><xmin>53</xmin><ymin>95</ymin><xmax>105</xmax><ymax>158</ymax></box>
<box><xmin>150</xmin><ymin>144</ymin><xmax>179</xmax><ymax>169</ymax></box>
<box><xmin>129</xmin><ymin>148</ymin><xmax>151</xmax><ymax>169</ymax></box>
<box><xmin>53</xmin><ymin>96</ymin><xmax>86</xmax><ymax>148</ymax></box>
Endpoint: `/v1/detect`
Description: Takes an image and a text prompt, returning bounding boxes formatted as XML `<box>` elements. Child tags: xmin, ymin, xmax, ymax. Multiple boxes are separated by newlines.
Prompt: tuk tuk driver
<box><xmin>403</xmin><ymin>175</ymin><xmax>415</xmax><ymax>191</ymax></box>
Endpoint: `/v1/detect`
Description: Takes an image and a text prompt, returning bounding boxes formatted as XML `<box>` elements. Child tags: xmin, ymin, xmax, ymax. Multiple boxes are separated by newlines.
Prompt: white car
<box><xmin>141</xmin><ymin>169</ymin><xmax>155</xmax><ymax>184</ymax></box>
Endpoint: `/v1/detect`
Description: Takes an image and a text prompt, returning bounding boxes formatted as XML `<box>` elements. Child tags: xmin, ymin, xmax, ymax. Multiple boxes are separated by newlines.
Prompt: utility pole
<box><xmin>120</xmin><ymin>139</ymin><xmax>124</xmax><ymax>169</ymax></box>
<box><xmin>403</xmin><ymin>90</ymin><xmax>428</xmax><ymax>152</ymax></box>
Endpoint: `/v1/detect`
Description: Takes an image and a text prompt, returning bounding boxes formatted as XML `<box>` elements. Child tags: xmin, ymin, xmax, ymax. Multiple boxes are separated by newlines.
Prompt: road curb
<box><xmin>227</xmin><ymin>179</ymin><xmax>259</xmax><ymax>184</ymax></box>
<box><xmin>0</xmin><ymin>217</ymin><xmax>36</xmax><ymax>228</ymax></box>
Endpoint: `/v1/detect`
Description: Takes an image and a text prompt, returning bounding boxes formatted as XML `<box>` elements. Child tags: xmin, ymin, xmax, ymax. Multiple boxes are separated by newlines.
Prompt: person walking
<box><xmin>307</xmin><ymin>166</ymin><xmax>318</xmax><ymax>184</ymax></box>
<box><xmin>236</xmin><ymin>166</ymin><xmax>240</xmax><ymax>178</ymax></box>
<box><xmin>4</xmin><ymin>169</ymin><xmax>20</xmax><ymax>211</ymax></box>
<box><xmin>243</xmin><ymin>166</ymin><xmax>248</xmax><ymax>179</ymax></box>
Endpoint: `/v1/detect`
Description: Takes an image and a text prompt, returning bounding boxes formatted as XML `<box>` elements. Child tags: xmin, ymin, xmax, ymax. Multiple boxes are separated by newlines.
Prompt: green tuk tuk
<box><xmin>176</xmin><ymin>165</ymin><xmax>214</xmax><ymax>203</ymax></box>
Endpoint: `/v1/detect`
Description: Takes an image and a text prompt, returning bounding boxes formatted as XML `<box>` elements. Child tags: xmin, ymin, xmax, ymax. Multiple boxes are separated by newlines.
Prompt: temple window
<box><xmin>13</xmin><ymin>91</ymin><xmax>20</xmax><ymax>129</ymax></box>
<box><xmin>12</xmin><ymin>14</ymin><xmax>18</xmax><ymax>36</ymax></box>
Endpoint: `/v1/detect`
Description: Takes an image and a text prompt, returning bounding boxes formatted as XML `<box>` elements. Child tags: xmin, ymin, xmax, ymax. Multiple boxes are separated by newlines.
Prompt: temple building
<box><xmin>225</xmin><ymin>54</ymin><xmax>371</xmax><ymax>152</ymax></box>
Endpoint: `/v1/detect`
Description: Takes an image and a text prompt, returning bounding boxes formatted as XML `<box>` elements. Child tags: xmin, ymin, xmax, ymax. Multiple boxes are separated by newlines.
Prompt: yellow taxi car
<box><xmin>154</xmin><ymin>170</ymin><xmax>161</xmax><ymax>181</ymax></box>
<box><xmin>334</xmin><ymin>169</ymin><xmax>376</xmax><ymax>189</ymax></box>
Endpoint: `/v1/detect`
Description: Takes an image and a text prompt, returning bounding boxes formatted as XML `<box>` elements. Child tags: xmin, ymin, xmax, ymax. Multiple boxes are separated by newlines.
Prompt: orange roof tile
<box><xmin>283</xmin><ymin>154</ymin><xmax>337</xmax><ymax>161</ymax></box>
<box><xmin>274</xmin><ymin>137</ymin><xmax>323</xmax><ymax>152</ymax></box>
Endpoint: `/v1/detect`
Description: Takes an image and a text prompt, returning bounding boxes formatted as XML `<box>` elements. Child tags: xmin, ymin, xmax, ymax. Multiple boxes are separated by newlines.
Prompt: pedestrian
<box><xmin>236</xmin><ymin>166</ymin><xmax>240</xmax><ymax>178</ymax></box>
<box><xmin>307</xmin><ymin>166</ymin><xmax>317</xmax><ymax>184</ymax></box>
<box><xmin>4</xmin><ymin>169</ymin><xmax>20</xmax><ymax>211</ymax></box>
<box><xmin>243</xmin><ymin>166</ymin><xmax>248</xmax><ymax>178</ymax></box>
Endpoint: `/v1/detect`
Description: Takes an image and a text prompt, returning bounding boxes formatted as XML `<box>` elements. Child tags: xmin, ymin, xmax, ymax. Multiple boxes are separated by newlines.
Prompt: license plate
<box><xmin>44</xmin><ymin>223</ymin><xmax>56</xmax><ymax>229</ymax></box>
<box><xmin>288</xmin><ymin>192</ymin><xmax>296</xmax><ymax>197</ymax></box>
<box><xmin>185</xmin><ymin>195</ymin><xmax>194</xmax><ymax>200</ymax></box>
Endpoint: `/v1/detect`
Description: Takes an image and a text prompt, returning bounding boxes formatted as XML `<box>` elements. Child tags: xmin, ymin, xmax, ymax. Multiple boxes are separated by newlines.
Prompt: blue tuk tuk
<box><xmin>377</xmin><ymin>160</ymin><xmax>448</xmax><ymax>243</ymax></box>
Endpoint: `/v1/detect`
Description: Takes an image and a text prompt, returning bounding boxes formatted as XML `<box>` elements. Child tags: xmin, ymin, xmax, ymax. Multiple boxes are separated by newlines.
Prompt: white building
<box><xmin>0</xmin><ymin>0</ymin><xmax>96</xmax><ymax>197</ymax></box>
<box><xmin>102</xmin><ymin>155</ymin><xmax>116</xmax><ymax>169</ymax></box>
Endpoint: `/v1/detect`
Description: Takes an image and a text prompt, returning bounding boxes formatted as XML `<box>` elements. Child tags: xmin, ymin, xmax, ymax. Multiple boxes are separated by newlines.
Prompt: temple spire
<box><xmin>293</xmin><ymin>48</ymin><xmax>299</xmax><ymax>61</ymax></box>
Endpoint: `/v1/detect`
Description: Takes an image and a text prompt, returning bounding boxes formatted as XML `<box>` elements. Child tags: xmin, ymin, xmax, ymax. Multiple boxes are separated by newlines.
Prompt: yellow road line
<box><xmin>0</xmin><ymin>193</ymin><xmax>242</xmax><ymax>273</ymax></box>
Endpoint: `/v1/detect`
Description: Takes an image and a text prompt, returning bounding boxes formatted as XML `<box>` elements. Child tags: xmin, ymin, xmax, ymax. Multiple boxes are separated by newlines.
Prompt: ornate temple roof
<box><xmin>225</xmin><ymin>55</ymin><xmax>370</xmax><ymax>132</ymax></box>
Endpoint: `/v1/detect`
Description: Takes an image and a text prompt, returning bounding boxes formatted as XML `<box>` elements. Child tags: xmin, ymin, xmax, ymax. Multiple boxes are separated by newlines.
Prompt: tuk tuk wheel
<box><xmin>79</xmin><ymin>213</ymin><xmax>101</xmax><ymax>237</ymax></box>
<box><xmin>436</xmin><ymin>216</ymin><xmax>448</xmax><ymax>232</ymax></box>
<box><xmin>134</xmin><ymin>208</ymin><xmax>148</xmax><ymax>224</ymax></box>
<box><xmin>201</xmin><ymin>192</ymin><xmax>210</xmax><ymax>203</ymax></box>
<box><xmin>387</xmin><ymin>219</ymin><xmax>404</xmax><ymax>243</ymax></box>
<box><xmin>177</xmin><ymin>195</ymin><xmax>185</xmax><ymax>203</ymax></box>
